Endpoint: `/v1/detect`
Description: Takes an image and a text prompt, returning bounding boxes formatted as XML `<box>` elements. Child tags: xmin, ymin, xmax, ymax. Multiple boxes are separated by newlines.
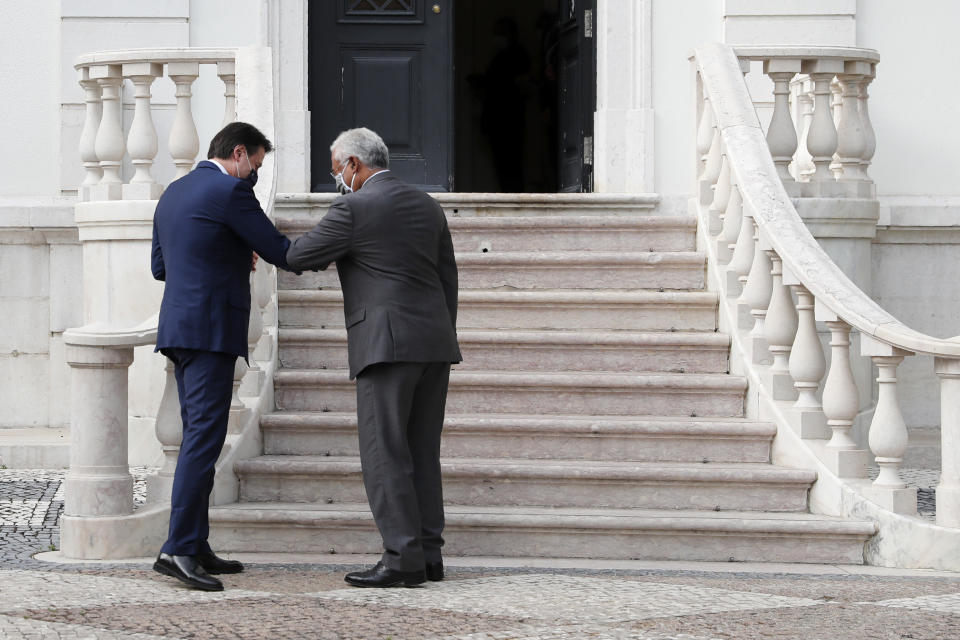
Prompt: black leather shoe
<box><xmin>196</xmin><ymin>550</ymin><xmax>244</xmax><ymax>575</ymax></box>
<box><xmin>153</xmin><ymin>553</ymin><xmax>224</xmax><ymax>591</ymax></box>
<box><xmin>344</xmin><ymin>562</ymin><xmax>426</xmax><ymax>588</ymax></box>
<box><xmin>426</xmin><ymin>561</ymin><xmax>444</xmax><ymax>582</ymax></box>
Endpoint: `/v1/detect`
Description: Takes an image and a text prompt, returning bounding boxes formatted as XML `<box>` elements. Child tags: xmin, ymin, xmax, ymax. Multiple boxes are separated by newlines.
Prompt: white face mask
<box><xmin>332</xmin><ymin>159</ymin><xmax>356</xmax><ymax>195</ymax></box>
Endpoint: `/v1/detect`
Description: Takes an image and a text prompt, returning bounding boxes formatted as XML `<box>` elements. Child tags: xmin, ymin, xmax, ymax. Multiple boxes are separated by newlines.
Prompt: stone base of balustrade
<box><xmin>801</xmin><ymin>180</ymin><xmax>850</xmax><ymax>198</ymax></box>
<box><xmin>763</xmin><ymin>370</ymin><xmax>797</xmax><ymax>401</ymax></box>
<box><xmin>91</xmin><ymin>183</ymin><xmax>123</xmax><ymax>201</ymax></box>
<box><xmin>145</xmin><ymin>473</ymin><xmax>174</xmax><ymax>505</ymax></box>
<box><xmin>708</xmin><ymin>209</ymin><xmax>723</xmax><ymax>235</ymax></box>
<box><xmin>698</xmin><ymin>179</ymin><xmax>714</xmax><ymax>206</ymax></box>
<box><xmin>736</xmin><ymin>301</ymin><xmax>752</xmax><ymax>330</ymax></box>
<box><xmin>240</xmin><ymin>367</ymin><xmax>265</xmax><ymax>397</ymax></box>
<box><xmin>228</xmin><ymin>406</ymin><xmax>252</xmax><ymax>435</ymax></box>
<box><xmin>725</xmin><ymin>272</ymin><xmax>742</xmax><ymax>299</ymax></box>
<box><xmin>781</xmin><ymin>178</ymin><xmax>802</xmax><ymax>198</ymax></box>
<box><xmin>823</xmin><ymin>447</ymin><xmax>869</xmax><ymax>478</ymax></box>
<box><xmin>935</xmin><ymin>486</ymin><xmax>960</xmax><ymax>528</ymax></box>
<box><xmin>122</xmin><ymin>182</ymin><xmax>164</xmax><ymax>200</ymax></box>
<box><xmin>861</xmin><ymin>484</ymin><xmax>918</xmax><ymax>516</ymax></box>
<box><xmin>748</xmin><ymin>334</ymin><xmax>773</xmax><ymax>366</ymax></box>
<box><xmin>60</xmin><ymin>503</ymin><xmax>169</xmax><ymax>560</ymax></box>
<box><xmin>791</xmin><ymin>407</ymin><xmax>830</xmax><ymax>440</ymax></box>
<box><xmin>714</xmin><ymin>238</ymin><xmax>732</xmax><ymax>263</ymax></box>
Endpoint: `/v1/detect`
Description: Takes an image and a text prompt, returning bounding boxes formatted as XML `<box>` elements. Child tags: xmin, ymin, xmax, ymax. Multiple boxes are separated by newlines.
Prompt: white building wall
<box><xmin>0</xmin><ymin>0</ymin><xmax>61</xmax><ymax>197</ymax></box>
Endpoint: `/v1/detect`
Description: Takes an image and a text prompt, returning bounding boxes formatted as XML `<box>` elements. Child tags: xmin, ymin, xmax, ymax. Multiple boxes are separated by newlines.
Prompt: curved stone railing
<box><xmin>61</xmin><ymin>46</ymin><xmax>280</xmax><ymax>559</ymax></box>
<box><xmin>693</xmin><ymin>42</ymin><xmax>960</xmax><ymax>569</ymax></box>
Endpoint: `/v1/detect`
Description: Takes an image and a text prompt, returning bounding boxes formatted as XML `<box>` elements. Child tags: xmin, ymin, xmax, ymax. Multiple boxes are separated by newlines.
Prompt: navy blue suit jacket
<box><xmin>151</xmin><ymin>161</ymin><xmax>292</xmax><ymax>360</ymax></box>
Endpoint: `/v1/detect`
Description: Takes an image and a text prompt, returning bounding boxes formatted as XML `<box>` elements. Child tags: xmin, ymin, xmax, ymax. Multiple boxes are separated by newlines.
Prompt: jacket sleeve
<box><xmin>437</xmin><ymin>207</ymin><xmax>458</xmax><ymax>328</ymax></box>
<box><xmin>224</xmin><ymin>182</ymin><xmax>295</xmax><ymax>271</ymax></box>
<box><xmin>285</xmin><ymin>198</ymin><xmax>354</xmax><ymax>272</ymax></box>
<box><xmin>151</xmin><ymin>215</ymin><xmax>165</xmax><ymax>281</ymax></box>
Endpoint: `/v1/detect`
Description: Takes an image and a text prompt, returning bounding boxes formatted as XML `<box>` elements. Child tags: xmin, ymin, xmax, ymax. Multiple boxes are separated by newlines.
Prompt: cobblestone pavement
<box><xmin>4</xmin><ymin>470</ymin><xmax>960</xmax><ymax>639</ymax></box>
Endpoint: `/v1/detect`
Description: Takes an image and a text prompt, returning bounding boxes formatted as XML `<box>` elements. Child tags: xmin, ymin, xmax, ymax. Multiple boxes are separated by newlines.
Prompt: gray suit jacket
<box><xmin>286</xmin><ymin>171</ymin><xmax>462</xmax><ymax>379</ymax></box>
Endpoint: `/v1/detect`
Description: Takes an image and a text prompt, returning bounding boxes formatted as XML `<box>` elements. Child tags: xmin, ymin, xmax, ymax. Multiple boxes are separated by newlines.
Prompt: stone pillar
<box><xmin>594</xmin><ymin>0</ymin><xmax>654</xmax><ymax>192</ymax></box>
<box><xmin>64</xmin><ymin>343</ymin><xmax>135</xmax><ymax>517</ymax></box>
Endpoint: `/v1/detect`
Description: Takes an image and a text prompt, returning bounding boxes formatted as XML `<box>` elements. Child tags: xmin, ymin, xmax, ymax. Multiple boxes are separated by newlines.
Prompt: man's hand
<box><xmin>252</xmin><ymin>252</ymin><xmax>259</xmax><ymax>272</ymax></box>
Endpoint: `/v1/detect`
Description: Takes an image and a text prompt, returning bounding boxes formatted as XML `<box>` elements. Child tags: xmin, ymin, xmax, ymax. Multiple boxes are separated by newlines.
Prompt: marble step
<box><xmin>277</xmin><ymin>328</ymin><xmax>730</xmax><ymax>373</ymax></box>
<box><xmin>280</xmin><ymin>251</ymin><xmax>705</xmax><ymax>291</ymax></box>
<box><xmin>260</xmin><ymin>413</ymin><xmax>774</xmax><ymax>463</ymax></box>
<box><xmin>274</xmin><ymin>192</ymin><xmax>661</xmax><ymax>220</ymax></box>
<box><xmin>279</xmin><ymin>214</ymin><xmax>697</xmax><ymax>253</ymax></box>
<box><xmin>278</xmin><ymin>289</ymin><xmax>718</xmax><ymax>332</ymax></box>
<box><xmin>209</xmin><ymin>502</ymin><xmax>875</xmax><ymax>564</ymax></box>
<box><xmin>235</xmin><ymin>456</ymin><xmax>814</xmax><ymax>512</ymax></box>
<box><xmin>274</xmin><ymin>370</ymin><xmax>747</xmax><ymax>417</ymax></box>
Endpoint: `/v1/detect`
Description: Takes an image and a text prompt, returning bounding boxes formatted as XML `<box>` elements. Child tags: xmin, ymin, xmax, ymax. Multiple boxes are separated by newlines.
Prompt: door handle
<box><xmin>432</xmin><ymin>4</ymin><xmax>441</xmax><ymax>13</ymax></box>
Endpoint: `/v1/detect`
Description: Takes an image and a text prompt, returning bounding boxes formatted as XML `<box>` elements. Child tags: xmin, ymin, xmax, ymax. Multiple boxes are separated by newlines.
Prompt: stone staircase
<box><xmin>209</xmin><ymin>195</ymin><xmax>875</xmax><ymax>563</ymax></box>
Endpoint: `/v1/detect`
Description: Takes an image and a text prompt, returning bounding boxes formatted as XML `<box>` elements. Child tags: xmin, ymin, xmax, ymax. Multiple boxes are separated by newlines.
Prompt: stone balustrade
<box><xmin>693</xmin><ymin>44</ymin><xmax>960</xmax><ymax>564</ymax></box>
<box><xmin>730</xmin><ymin>46</ymin><xmax>879</xmax><ymax>199</ymax></box>
<box><xmin>75</xmin><ymin>49</ymin><xmax>237</xmax><ymax>202</ymax></box>
<box><xmin>62</xmin><ymin>47</ymin><xmax>278</xmax><ymax>559</ymax></box>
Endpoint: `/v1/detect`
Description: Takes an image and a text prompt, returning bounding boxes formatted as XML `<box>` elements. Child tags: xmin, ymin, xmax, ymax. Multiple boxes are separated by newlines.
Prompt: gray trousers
<box><xmin>355</xmin><ymin>361</ymin><xmax>451</xmax><ymax>572</ymax></box>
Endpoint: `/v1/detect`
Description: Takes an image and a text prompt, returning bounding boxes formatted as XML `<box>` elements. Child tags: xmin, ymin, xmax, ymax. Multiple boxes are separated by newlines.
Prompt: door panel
<box><xmin>310</xmin><ymin>0</ymin><xmax>452</xmax><ymax>192</ymax></box>
<box><xmin>557</xmin><ymin>0</ymin><xmax>596</xmax><ymax>193</ymax></box>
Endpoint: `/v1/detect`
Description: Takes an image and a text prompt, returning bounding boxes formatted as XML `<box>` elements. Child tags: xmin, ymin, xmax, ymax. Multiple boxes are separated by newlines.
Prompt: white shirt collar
<box><xmin>210</xmin><ymin>159</ymin><xmax>230</xmax><ymax>175</ymax></box>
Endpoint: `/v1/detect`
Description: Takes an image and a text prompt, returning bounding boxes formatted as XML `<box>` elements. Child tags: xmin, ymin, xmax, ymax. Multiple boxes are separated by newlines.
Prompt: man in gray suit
<box><xmin>286</xmin><ymin>128</ymin><xmax>461</xmax><ymax>588</ymax></box>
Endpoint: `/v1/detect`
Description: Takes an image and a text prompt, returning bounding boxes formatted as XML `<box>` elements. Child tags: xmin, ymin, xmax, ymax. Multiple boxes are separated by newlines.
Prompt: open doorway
<box><xmin>454</xmin><ymin>1</ymin><xmax>564</xmax><ymax>193</ymax></box>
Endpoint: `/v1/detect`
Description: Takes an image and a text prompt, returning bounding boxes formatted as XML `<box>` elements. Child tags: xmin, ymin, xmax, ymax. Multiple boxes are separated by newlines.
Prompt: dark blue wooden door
<box><xmin>310</xmin><ymin>0</ymin><xmax>453</xmax><ymax>192</ymax></box>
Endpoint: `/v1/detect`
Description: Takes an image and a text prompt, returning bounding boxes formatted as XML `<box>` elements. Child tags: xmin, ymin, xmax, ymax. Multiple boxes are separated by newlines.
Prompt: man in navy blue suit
<box><xmin>151</xmin><ymin>122</ymin><xmax>293</xmax><ymax>591</ymax></box>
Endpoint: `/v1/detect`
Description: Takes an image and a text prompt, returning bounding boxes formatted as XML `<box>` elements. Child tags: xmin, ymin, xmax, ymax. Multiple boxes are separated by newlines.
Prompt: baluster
<box><xmin>717</xmin><ymin>182</ymin><xmax>742</xmax><ymax>264</ymax></box>
<box><xmin>763</xmin><ymin>252</ymin><xmax>798</xmax><ymax>399</ymax></box>
<box><xmin>820</xmin><ymin>316</ymin><xmax>868</xmax><ymax>477</ymax></box>
<box><xmin>859</xmin><ymin>66</ymin><xmax>877</xmax><ymax>196</ymax></box>
<box><xmin>727</xmin><ymin>204</ymin><xmax>755</xmax><ymax>299</ymax></box>
<box><xmin>91</xmin><ymin>65</ymin><xmax>125</xmax><ymax>201</ymax></box>
<box><xmin>241</xmin><ymin>272</ymin><xmax>264</xmax><ymax>397</ymax></box>
<box><xmin>252</xmin><ymin>261</ymin><xmax>274</xmax><ymax>362</ymax></box>
<box><xmin>860</xmin><ymin>336</ymin><xmax>917</xmax><ymax>514</ymax></box>
<box><xmin>167</xmin><ymin>62</ymin><xmax>200</xmax><ymax>179</ymax></box>
<box><xmin>829</xmin><ymin>78</ymin><xmax>843</xmax><ymax>179</ymax></box>
<box><xmin>700</xmin><ymin>129</ymin><xmax>722</xmax><ymax>206</ymax></box>
<box><xmin>801</xmin><ymin>60</ymin><xmax>845</xmax><ymax>196</ymax></box>
<box><xmin>708</xmin><ymin>152</ymin><xmax>731</xmax><ymax>235</ymax></box>
<box><xmin>794</xmin><ymin>78</ymin><xmax>815</xmax><ymax>182</ymax></box>
<box><xmin>837</xmin><ymin>61</ymin><xmax>873</xmax><ymax>196</ymax></box>
<box><xmin>228</xmin><ymin>357</ymin><xmax>249</xmax><ymax>434</ymax></box>
<box><xmin>122</xmin><ymin>62</ymin><xmax>163</xmax><ymax>200</ymax></box>
<box><xmin>764</xmin><ymin>60</ymin><xmax>800</xmax><ymax>192</ymax></box>
<box><xmin>739</xmin><ymin>223</ymin><xmax>773</xmax><ymax>362</ymax></box>
<box><xmin>696</xmin><ymin>95</ymin><xmax>714</xmax><ymax>176</ymax></box>
<box><xmin>785</xmin><ymin>283</ymin><xmax>828</xmax><ymax>438</ymax></box>
<box><xmin>77</xmin><ymin>67</ymin><xmax>102</xmax><ymax>202</ymax></box>
<box><xmin>218</xmin><ymin>60</ymin><xmax>237</xmax><ymax>128</ymax></box>
<box><xmin>146</xmin><ymin>358</ymin><xmax>182</xmax><ymax>504</ymax></box>
<box><xmin>935</xmin><ymin>355</ymin><xmax>960</xmax><ymax>528</ymax></box>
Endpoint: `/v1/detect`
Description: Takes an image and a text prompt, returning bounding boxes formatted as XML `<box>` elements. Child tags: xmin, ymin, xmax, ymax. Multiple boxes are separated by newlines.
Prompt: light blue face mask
<box><xmin>332</xmin><ymin>159</ymin><xmax>355</xmax><ymax>195</ymax></box>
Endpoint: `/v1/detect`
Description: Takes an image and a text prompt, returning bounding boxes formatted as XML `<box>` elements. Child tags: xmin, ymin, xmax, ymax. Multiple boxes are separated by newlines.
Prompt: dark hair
<box><xmin>207</xmin><ymin>122</ymin><xmax>273</xmax><ymax>160</ymax></box>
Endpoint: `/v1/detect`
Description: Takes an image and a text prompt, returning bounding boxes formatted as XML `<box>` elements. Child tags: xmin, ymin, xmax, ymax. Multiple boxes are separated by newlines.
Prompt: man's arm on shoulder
<box><xmin>151</xmin><ymin>215</ymin><xmax>165</xmax><ymax>281</ymax></box>
<box><xmin>286</xmin><ymin>198</ymin><xmax>353</xmax><ymax>272</ymax></box>
<box><xmin>225</xmin><ymin>182</ymin><xmax>295</xmax><ymax>271</ymax></box>
<box><xmin>437</xmin><ymin>207</ymin><xmax>458</xmax><ymax>327</ymax></box>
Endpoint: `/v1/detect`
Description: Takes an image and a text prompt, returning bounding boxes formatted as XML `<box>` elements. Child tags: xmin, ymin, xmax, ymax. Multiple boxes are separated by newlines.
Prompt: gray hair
<box><xmin>330</xmin><ymin>127</ymin><xmax>389</xmax><ymax>169</ymax></box>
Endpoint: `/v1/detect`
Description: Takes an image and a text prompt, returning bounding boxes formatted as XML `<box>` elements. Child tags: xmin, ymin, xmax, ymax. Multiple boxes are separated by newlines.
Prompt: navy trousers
<box><xmin>160</xmin><ymin>348</ymin><xmax>236</xmax><ymax>556</ymax></box>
